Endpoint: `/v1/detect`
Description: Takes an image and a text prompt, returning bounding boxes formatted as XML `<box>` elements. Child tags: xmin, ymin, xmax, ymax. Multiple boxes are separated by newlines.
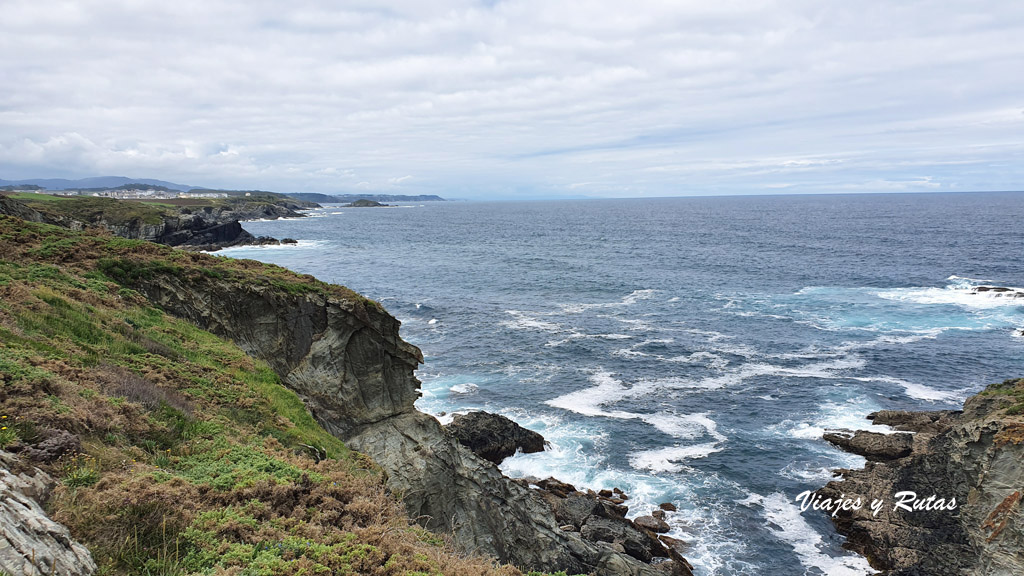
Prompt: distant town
<box><xmin>0</xmin><ymin>184</ymin><xmax>229</xmax><ymax>200</ymax></box>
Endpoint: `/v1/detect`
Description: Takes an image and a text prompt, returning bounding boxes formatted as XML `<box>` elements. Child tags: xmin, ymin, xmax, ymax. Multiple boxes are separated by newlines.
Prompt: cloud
<box><xmin>1</xmin><ymin>0</ymin><xmax>1023</xmax><ymax>196</ymax></box>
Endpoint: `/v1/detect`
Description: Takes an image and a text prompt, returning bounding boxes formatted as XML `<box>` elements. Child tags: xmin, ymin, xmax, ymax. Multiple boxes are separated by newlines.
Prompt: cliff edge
<box><xmin>819</xmin><ymin>380</ymin><xmax>1024</xmax><ymax>575</ymax></box>
<box><xmin>92</xmin><ymin>240</ymin><xmax>686</xmax><ymax>574</ymax></box>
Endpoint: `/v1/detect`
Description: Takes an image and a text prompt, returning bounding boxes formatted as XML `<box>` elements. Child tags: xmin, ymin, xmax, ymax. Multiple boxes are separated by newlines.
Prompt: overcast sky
<box><xmin>2</xmin><ymin>1</ymin><xmax>1023</xmax><ymax>198</ymax></box>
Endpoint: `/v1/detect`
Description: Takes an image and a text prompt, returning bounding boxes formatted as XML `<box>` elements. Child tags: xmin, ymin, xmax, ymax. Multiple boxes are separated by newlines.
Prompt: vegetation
<box><xmin>12</xmin><ymin>194</ymin><xmax>174</xmax><ymax>225</ymax></box>
<box><xmin>981</xmin><ymin>378</ymin><xmax>1024</xmax><ymax>416</ymax></box>
<box><xmin>0</xmin><ymin>215</ymin><xmax>536</xmax><ymax>576</ymax></box>
<box><xmin>10</xmin><ymin>191</ymin><xmax>307</xmax><ymax>231</ymax></box>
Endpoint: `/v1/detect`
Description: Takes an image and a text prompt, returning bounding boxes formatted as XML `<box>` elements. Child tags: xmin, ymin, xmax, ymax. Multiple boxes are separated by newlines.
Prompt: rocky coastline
<box><xmin>2</xmin><ymin>200</ymin><xmax>1021</xmax><ymax>575</ymax></box>
<box><xmin>818</xmin><ymin>382</ymin><xmax>1024</xmax><ymax>575</ymax></box>
<box><xmin>0</xmin><ymin>192</ymin><xmax>311</xmax><ymax>251</ymax></box>
<box><xmin>123</xmin><ymin>266</ymin><xmax>694</xmax><ymax>575</ymax></box>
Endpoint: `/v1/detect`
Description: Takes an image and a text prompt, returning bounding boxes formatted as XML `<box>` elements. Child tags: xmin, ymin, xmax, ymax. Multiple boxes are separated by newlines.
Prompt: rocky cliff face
<box><xmin>68</xmin><ymin>202</ymin><xmax>304</xmax><ymax>249</ymax></box>
<box><xmin>0</xmin><ymin>452</ymin><xmax>96</xmax><ymax>576</ymax></box>
<box><xmin>819</xmin><ymin>384</ymin><xmax>1024</xmax><ymax>576</ymax></box>
<box><xmin>128</xmin><ymin>269</ymin><xmax>686</xmax><ymax>575</ymax></box>
<box><xmin>0</xmin><ymin>194</ymin><xmax>304</xmax><ymax>249</ymax></box>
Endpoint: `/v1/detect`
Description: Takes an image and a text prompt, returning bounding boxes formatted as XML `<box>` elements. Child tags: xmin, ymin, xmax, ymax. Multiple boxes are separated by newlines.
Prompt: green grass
<box><xmin>14</xmin><ymin>195</ymin><xmax>173</xmax><ymax>225</ymax></box>
<box><xmin>980</xmin><ymin>378</ymin><xmax>1024</xmax><ymax>415</ymax></box>
<box><xmin>0</xmin><ymin>215</ymin><xmax>534</xmax><ymax>576</ymax></box>
<box><xmin>173</xmin><ymin>439</ymin><xmax>319</xmax><ymax>490</ymax></box>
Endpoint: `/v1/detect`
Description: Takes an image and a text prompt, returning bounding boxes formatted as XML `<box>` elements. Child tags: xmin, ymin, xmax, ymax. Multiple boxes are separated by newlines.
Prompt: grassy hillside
<box><xmin>7</xmin><ymin>192</ymin><xmax>307</xmax><ymax>228</ymax></box>
<box><xmin>8</xmin><ymin>193</ymin><xmax>175</xmax><ymax>225</ymax></box>
<box><xmin>0</xmin><ymin>216</ymin><xmax>538</xmax><ymax>576</ymax></box>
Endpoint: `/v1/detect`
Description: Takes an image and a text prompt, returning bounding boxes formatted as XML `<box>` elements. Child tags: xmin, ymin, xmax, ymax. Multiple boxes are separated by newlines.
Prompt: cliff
<box><xmin>1</xmin><ymin>193</ymin><xmax>309</xmax><ymax>250</ymax></box>
<box><xmin>0</xmin><ymin>216</ymin><xmax>535</xmax><ymax>575</ymax></box>
<box><xmin>819</xmin><ymin>381</ymin><xmax>1024</xmax><ymax>575</ymax></box>
<box><xmin>0</xmin><ymin>216</ymin><xmax>685</xmax><ymax>575</ymax></box>
<box><xmin>116</xmin><ymin>250</ymin><xmax>687</xmax><ymax>575</ymax></box>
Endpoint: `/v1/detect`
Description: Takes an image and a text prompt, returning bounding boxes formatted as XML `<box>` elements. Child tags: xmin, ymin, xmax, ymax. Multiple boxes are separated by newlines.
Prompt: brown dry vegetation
<box><xmin>0</xmin><ymin>215</ymin><xmax>547</xmax><ymax>576</ymax></box>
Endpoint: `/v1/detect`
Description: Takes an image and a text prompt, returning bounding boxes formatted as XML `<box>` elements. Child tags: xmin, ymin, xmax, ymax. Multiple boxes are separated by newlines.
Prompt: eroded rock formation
<box><xmin>0</xmin><ymin>451</ymin><xmax>96</xmax><ymax>576</ymax></box>
<box><xmin>445</xmin><ymin>411</ymin><xmax>547</xmax><ymax>464</ymax></box>
<box><xmin>125</xmin><ymin>270</ymin><xmax>690</xmax><ymax>575</ymax></box>
<box><xmin>819</xmin><ymin>387</ymin><xmax>1024</xmax><ymax>575</ymax></box>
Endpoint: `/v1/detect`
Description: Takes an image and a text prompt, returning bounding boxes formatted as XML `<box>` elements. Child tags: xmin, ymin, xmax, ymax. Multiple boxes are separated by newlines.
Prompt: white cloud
<box><xmin>1</xmin><ymin>0</ymin><xmax>1023</xmax><ymax>196</ymax></box>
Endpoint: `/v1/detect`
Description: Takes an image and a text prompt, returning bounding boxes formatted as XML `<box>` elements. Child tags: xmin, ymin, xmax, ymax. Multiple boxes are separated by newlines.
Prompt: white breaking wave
<box><xmin>546</xmin><ymin>372</ymin><xmax>727</xmax><ymax>470</ymax></box>
<box><xmin>744</xmin><ymin>493</ymin><xmax>873</xmax><ymax>576</ymax></box>
<box><xmin>771</xmin><ymin>396</ymin><xmax>894</xmax><ymax>445</ymax></box>
<box><xmin>639</xmin><ymin>356</ymin><xmax>868</xmax><ymax>394</ymax></box>
<box><xmin>629</xmin><ymin>443</ymin><xmax>723</xmax><ymax>472</ymax></box>
<box><xmin>214</xmin><ymin>239</ymin><xmax>329</xmax><ymax>253</ymax></box>
<box><xmin>849</xmin><ymin>375</ymin><xmax>962</xmax><ymax>402</ymax></box>
<box><xmin>876</xmin><ymin>276</ymin><xmax>1024</xmax><ymax>310</ymax></box>
<box><xmin>559</xmin><ymin>289</ymin><xmax>659</xmax><ymax>314</ymax></box>
<box><xmin>831</xmin><ymin>329</ymin><xmax>945</xmax><ymax>353</ymax></box>
<box><xmin>449</xmin><ymin>383</ymin><xmax>479</xmax><ymax>395</ymax></box>
<box><xmin>546</xmin><ymin>332</ymin><xmax>632</xmax><ymax>347</ymax></box>
<box><xmin>501</xmin><ymin>310</ymin><xmax>562</xmax><ymax>332</ymax></box>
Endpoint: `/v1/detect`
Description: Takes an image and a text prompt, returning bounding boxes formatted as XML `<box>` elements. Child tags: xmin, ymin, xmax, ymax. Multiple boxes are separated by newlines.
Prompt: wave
<box><xmin>449</xmin><ymin>382</ymin><xmax>478</xmax><ymax>395</ymax></box>
<box><xmin>559</xmin><ymin>289</ymin><xmax>659</xmax><ymax>314</ymax></box>
<box><xmin>546</xmin><ymin>332</ymin><xmax>633</xmax><ymax>347</ymax></box>
<box><xmin>771</xmin><ymin>396</ymin><xmax>893</xmax><ymax>441</ymax></box>
<box><xmin>215</xmin><ymin>239</ymin><xmax>329</xmax><ymax>253</ymax></box>
<box><xmin>742</xmin><ymin>493</ymin><xmax>873</xmax><ymax>576</ymax></box>
<box><xmin>875</xmin><ymin>282</ymin><xmax>1024</xmax><ymax>310</ymax></box>
<box><xmin>501</xmin><ymin>310</ymin><xmax>561</xmax><ymax>332</ymax></box>
<box><xmin>630</xmin><ymin>443</ymin><xmax>723</xmax><ymax>472</ymax></box>
<box><xmin>546</xmin><ymin>372</ymin><xmax>728</xmax><ymax>471</ymax></box>
<box><xmin>848</xmin><ymin>375</ymin><xmax>963</xmax><ymax>402</ymax></box>
<box><xmin>640</xmin><ymin>356</ymin><xmax>868</xmax><ymax>394</ymax></box>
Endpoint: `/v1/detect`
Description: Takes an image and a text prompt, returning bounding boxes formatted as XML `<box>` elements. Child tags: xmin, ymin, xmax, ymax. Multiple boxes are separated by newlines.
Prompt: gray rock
<box><xmin>133</xmin><ymin>274</ymin><xmax>676</xmax><ymax>575</ymax></box>
<box><xmin>444</xmin><ymin>411</ymin><xmax>546</xmax><ymax>464</ymax></box>
<box><xmin>0</xmin><ymin>195</ymin><xmax>46</xmax><ymax>222</ymax></box>
<box><xmin>580</xmin><ymin>516</ymin><xmax>666</xmax><ymax>563</ymax></box>
<box><xmin>818</xmin><ymin>384</ymin><xmax>1024</xmax><ymax>575</ymax></box>
<box><xmin>555</xmin><ymin>492</ymin><xmax>603</xmax><ymax>530</ymax></box>
<box><xmin>823</xmin><ymin>430</ymin><xmax>914</xmax><ymax>461</ymax></box>
<box><xmin>868</xmin><ymin>410</ymin><xmax>958</xmax><ymax>434</ymax></box>
<box><xmin>18</xmin><ymin>429</ymin><xmax>80</xmax><ymax>463</ymax></box>
<box><xmin>634</xmin><ymin>515</ymin><xmax>671</xmax><ymax>534</ymax></box>
<box><xmin>0</xmin><ymin>451</ymin><xmax>96</xmax><ymax>576</ymax></box>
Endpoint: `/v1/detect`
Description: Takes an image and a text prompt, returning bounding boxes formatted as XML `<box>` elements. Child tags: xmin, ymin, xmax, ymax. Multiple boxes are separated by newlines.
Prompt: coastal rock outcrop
<box><xmin>0</xmin><ymin>193</ymin><xmax>308</xmax><ymax>250</ymax></box>
<box><xmin>123</xmin><ymin>268</ymin><xmax>690</xmax><ymax>575</ymax></box>
<box><xmin>0</xmin><ymin>194</ymin><xmax>46</xmax><ymax>223</ymax></box>
<box><xmin>518</xmin><ymin>477</ymin><xmax>691</xmax><ymax>573</ymax></box>
<box><xmin>444</xmin><ymin>411</ymin><xmax>547</xmax><ymax>464</ymax></box>
<box><xmin>822</xmin><ymin>430</ymin><xmax>914</xmax><ymax>461</ymax></box>
<box><xmin>818</xmin><ymin>382</ymin><xmax>1024</xmax><ymax>575</ymax></box>
<box><xmin>0</xmin><ymin>451</ymin><xmax>97</xmax><ymax>576</ymax></box>
<box><xmin>971</xmin><ymin>286</ymin><xmax>1024</xmax><ymax>299</ymax></box>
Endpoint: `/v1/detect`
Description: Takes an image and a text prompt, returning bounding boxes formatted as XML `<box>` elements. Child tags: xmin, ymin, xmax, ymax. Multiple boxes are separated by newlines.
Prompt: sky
<box><xmin>2</xmin><ymin>1</ymin><xmax>1023</xmax><ymax>199</ymax></box>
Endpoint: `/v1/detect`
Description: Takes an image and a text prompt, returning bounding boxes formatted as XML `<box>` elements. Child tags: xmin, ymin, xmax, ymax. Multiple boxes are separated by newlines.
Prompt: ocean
<box><xmin>219</xmin><ymin>192</ymin><xmax>1024</xmax><ymax>575</ymax></box>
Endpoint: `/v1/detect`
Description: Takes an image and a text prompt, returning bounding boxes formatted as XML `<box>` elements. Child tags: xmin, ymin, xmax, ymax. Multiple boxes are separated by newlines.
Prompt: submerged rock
<box><xmin>444</xmin><ymin>411</ymin><xmax>547</xmax><ymax>464</ymax></box>
<box><xmin>972</xmin><ymin>285</ymin><xmax>1024</xmax><ymax>298</ymax></box>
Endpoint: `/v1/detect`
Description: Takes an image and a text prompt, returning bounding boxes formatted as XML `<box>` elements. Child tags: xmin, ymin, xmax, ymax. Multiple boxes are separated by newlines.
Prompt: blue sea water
<box><xmin>221</xmin><ymin>192</ymin><xmax>1024</xmax><ymax>575</ymax></box>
